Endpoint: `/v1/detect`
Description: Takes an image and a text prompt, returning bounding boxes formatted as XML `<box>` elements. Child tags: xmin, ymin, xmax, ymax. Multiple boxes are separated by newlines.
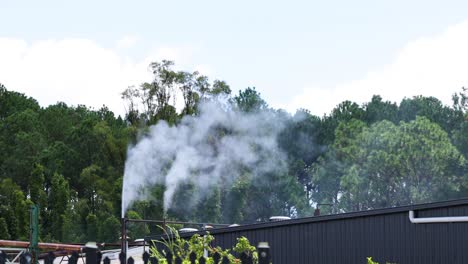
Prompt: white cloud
<box><xmin>6</xmin><ymin>20</ymin><xmax>467</xmax><ymax>119</ymax></box>
<box><xmin>115</xmin><ymin>35</ymin><xmax>140</xmax><ymax>49</ymax></box>
<box><xmin>0</xmin><ymin>38</ymin><xmax>200</xmax><ymax>117</ymax></box>
<box><xmin>286</xmin><ymin>20</ymin><xmax>468</xmax><ymax>116</ymax></box>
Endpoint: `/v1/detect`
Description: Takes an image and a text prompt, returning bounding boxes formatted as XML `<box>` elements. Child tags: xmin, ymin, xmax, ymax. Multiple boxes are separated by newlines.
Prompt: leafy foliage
<box><xmin>0</xmin><ymin>65</ymin><xmax>467</xmax><ymax>243</ymax></box>
<box><xmin>150</xmin><ymin>226</ymin><xmax>258</xmax><ymax>264</ymax></box>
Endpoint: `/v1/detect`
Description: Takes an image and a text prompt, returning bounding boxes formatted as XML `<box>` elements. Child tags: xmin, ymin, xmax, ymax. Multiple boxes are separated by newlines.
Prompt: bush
<box><xmin>150</xmin><ymin>226</ymin><xmax>258</xmax><ymax>263</ymax></box>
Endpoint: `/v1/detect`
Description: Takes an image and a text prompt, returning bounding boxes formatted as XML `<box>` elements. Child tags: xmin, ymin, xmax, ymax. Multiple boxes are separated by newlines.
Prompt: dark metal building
<box><xmin>147</xmin><ymin>198</ymin><xmax>468</xmax><ymax>264</ymax></box>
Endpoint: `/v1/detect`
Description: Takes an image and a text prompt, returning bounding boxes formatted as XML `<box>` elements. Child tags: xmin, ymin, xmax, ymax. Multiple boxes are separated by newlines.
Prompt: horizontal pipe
<box><xmin>409</xmin><ymin>210</ymin><xmax>468</xmax><ymax>224</ymax></box>
<box><xmin>0</xmin><ymin>240</ymin><xmax>82</xmax><ymax>251</ymax></box>
<box><xmin>125</xmin><ymin>218</ymin><xmax>230</xmax><ymax>227</ymax></box>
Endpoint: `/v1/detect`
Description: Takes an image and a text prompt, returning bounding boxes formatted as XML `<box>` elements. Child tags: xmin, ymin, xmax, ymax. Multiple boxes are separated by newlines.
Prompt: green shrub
<box><xmin>150</xmin><ymin>226</ymin><xmax>258</xmax><ymax>264</ymax></box>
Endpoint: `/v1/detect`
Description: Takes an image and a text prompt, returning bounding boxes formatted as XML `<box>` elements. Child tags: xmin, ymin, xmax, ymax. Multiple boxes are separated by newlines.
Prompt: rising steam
<box><xmin>121</xmin><ymin>102</ymin><xmax>288</xmax><ymax>217</ymax></box>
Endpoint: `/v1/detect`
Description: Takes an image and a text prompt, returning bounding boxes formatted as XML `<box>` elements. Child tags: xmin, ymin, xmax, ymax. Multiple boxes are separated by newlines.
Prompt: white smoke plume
<box><xmin>121</xmin><ymin>102</ymin><xmax>289</xmax><ymax>217</ymax></box>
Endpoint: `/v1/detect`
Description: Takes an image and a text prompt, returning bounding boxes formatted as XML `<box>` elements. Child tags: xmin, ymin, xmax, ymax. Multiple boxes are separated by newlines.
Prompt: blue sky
<box><xmin>2</xmin><ymin>0</ymin><xmax>468</xmax><ymax>116</ymax></box>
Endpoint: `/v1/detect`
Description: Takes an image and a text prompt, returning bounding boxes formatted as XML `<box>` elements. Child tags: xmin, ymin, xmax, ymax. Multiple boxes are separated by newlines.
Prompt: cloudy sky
<box><xmin>1</xmin><ymin>0</ymin><xmax>468</xmax><ymax>117</ymax></box>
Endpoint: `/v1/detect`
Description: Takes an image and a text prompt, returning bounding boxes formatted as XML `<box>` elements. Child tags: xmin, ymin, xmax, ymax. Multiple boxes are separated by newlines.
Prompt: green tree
<box><xmin>337</xmin><ymin>117</ymin><xmax>465</xmax><ymax>211</ymax></box>
<box><xmin>338</xmin><ymin>120</ymin><xmax>400</xmax><ymax>211</ymax></box>
<box><xmin>320</xmin><ymin>101</ymin><xmax>365</xmax><ymax>145</ymax></box>
<box><xmin>126</xmin><ymin>210</ymin><xmax>149</xmax><ymax>240</ymax></box>
<box><xmin>210</xmin><ymin>80</ymin><xmax>231</xmax><ymax>97</ymax></box>
<box><xmin>30</xmin><ymin>163</ymin><xmax>47</xmax><ymax>206</ymax></box>
<box><xmin>452</xmin><ymin>87</ymin><xmax>467</xmax><ymax>112</ymax></box>
<box><xmin>396</xmin><ymin>117</ymin><xmax>465</xmax><ymax>203</ymax></box>
<box><xmin>167</xmin><ymin>182</ymin><xmax>196</xmax><ymax>221</ymax></box>
<box><xmin>222</xmin><ymin>175</ymin><xmax>250</xmax><ymax>223</ymax></box>
<box><xmin>232</xmin><ymin>87</ymin><xmax>268</xmax><ymax>113</ymax></box>
<box><xmin>86</xmin><ymin>213</ymin><xmax>98</xmax><ymax>241</ymax></box>
<box><xmin>452</xmin><ymin>116</ymin><xmax>468</xmax><ymax>158</ymax></box>
<box><xmin>0</xmin><ymin>84</ymin><xmax>40</xmax><ymax>119</ymax></box>
<box><xmin>40</xmin><ymin>103</ymin><xmax>74</xmax><ymax>143</ymax></box>
<box><xmin>195</xmin><ymin>186</ymin><xmax>221</xmax><ymax>223</ymax></box>
<box><xmin>79</xmin><ymin>165</ymin><xmax>105</xmax><ymax>214</ymax></box>
<box><xmin>0</xmin><ymin>218</ymin><xmax>10</xmax><ymax>239</ymax></box>
<box><xmin>310</xmin><ymin>119</ymin><xmax>366</xmax><ymax>212</ymax></box>
<box><xmin>278</xmin><ymin>109</ymin><xmax>324</xmax><ymax>203</ymax></box>
<box><xmin>0</xmin><ymin>179</ymin><xmax>29</xmax><ymax>239</ymax></box>
<box><xmin>61</xmin><ymin>210</ymin><xmax>76</xmax><ymax>243</ymax></box>
<box><xmin>48</xmin><ymin>173</ymin><xmax>70</xmax><ymax>241</ymax></box>
<box><xmin>121</xmin><ymin>86</ymin><xmax>141</xmax><ymax>126</ymax></box>
<box><xmin>139</xmin><ymin>185</ymin><xmax>166</xmax><ymax>234</ymax></box>
<box><xmin>39</xmin><ymin>141</ymin><xmax>78</xmax><ymax>187</ymax></box>
<box><xmin>398</xmin><ymin>95</ymin><xmax>463</xmax><ymax>134</ymax></box>
<box><xmin>363</xmin><ymin>95</ymin><xmax>398</xmax><ymax>124</ymax></box>
<box><xmin>0</xmin><ymin>109</ymin><xmax>46</xmax><ymax>189</ymax></box>
<box><xmin>99</xmin><ymin>215</ymin><xmax>121</xmax><ymax>242</ymax></box>
<box><xmin>177</xmin><ymin>71</ymin><xmax>200</xmax><ymax>116</ymax></box>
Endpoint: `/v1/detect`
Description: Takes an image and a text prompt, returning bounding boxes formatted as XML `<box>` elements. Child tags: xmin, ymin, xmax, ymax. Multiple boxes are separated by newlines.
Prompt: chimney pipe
<box><xmin>121</xmin><ymin>218</ymin><xmax>127</xmax><ymax>261</ymax></box>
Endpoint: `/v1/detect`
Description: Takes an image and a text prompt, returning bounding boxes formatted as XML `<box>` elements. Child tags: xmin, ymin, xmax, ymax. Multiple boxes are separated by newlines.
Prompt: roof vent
<box><xmin>179</xmin><ymin>228</ymin><xmax>198</xmax><ymax>233</ymax></box>
<box><xmin>269</xmin><ymin>216</ymin><xmax>291</xmax><ymax>222</ymax></box>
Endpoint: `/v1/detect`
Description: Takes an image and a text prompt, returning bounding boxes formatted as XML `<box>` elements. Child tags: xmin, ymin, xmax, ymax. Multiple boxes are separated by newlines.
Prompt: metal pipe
<box><xmin>409</xmin><ymin>210</ymin><xmax>468</xmax><ymax>223</ymax></box>
<box><xmin>126</xmin><ymin>218</ymin><xmax>230</xmax><ymax>227</ymax></box>
<box><xmin>314</xmin><ymin>203</ymin><xmax>333</xmax><ymax>216</ymax></box>
<box><xmin>0</xmin><ymin>240</ymin><xmax>82</xmax><ymax>251</ymax></box>
<box><xmin>29</xmin><ymin>205</ymin><xmax>39</xmax><ymax>264</ymax></box>
<box><xmin>121</xmin><ymin>218</ymin><xmax>127</xmax><ymax>259</ymax></box>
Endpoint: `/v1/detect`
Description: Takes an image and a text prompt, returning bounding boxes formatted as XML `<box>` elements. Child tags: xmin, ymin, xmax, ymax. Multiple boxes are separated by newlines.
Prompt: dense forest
<box><xmin>0</xmin><ymin>60</ymin><xmax>467</xmax><ymax>243</ymax></box>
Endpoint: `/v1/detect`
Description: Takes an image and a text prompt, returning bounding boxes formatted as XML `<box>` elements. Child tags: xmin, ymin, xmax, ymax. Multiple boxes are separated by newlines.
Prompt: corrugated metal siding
<box><xmin>147</xmin><ymin>200</ymin><xmax>468</xmax><ymax>264</ymax></box>
<box><xmin>207</xmin><ymin>203</ymin><xmax>468</xmax><ymax>264</ymax></box>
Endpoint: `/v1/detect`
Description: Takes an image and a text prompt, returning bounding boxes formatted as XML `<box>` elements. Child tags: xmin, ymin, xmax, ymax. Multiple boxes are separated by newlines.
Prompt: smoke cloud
<box><xmin>121</xmin><ymin>102</ymin><xmax>289</xmax><ymax>217</ymax></box>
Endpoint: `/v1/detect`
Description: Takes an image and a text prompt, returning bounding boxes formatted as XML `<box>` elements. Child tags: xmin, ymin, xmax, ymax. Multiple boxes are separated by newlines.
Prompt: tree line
<box><xmin>0</xmin><ymin>61</ymin><xmax>467</xmax><ymax>243</ymax></box>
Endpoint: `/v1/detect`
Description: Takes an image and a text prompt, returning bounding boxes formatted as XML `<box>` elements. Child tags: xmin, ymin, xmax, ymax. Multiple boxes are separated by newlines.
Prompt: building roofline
<box><xmin>145</xmin><ymin>197</ymin><xmax>468</xmax><ymax>241</ymax></box>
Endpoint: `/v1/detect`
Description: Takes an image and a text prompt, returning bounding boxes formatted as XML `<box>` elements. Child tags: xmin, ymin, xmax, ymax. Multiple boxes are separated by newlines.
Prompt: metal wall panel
<box><xmin>146</xmin><ymin>200</ymin><xmax>468</xmax><ymax>264</ymax></box>
<box><xmin>206</xmin><ymin>203</ymin><xmax>468</xmax><ymax>264</ymax></box>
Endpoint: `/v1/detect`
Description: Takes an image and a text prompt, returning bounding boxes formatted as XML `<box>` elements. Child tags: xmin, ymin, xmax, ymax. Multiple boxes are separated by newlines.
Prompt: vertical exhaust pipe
<box><xmin>121</xmin><ymin>218</ymin><xmax>127</xmax><ymax>263</ymax></box>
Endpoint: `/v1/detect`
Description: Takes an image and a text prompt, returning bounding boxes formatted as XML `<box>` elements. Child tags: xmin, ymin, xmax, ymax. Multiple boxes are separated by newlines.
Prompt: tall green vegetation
<box><xmin>150</xmin><ymin>227</ymin><xmax>259</xmax><ymax>264</ymax></box>
<box><xmin>0</xmin><ymin>63</ymin><xmax>467</xmax><ymax>242</ymax></box>
<box><xmin>0</xmin><ymin>84</ymin><xmax>129</xmax><ymax>242</ymax></box>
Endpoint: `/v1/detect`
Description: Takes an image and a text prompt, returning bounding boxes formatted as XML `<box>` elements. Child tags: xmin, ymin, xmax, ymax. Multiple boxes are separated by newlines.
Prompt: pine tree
<box><xmin>0</xmin><ymin>217</ymin><xmax>10</xmax><ymax>239</ymax></box>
